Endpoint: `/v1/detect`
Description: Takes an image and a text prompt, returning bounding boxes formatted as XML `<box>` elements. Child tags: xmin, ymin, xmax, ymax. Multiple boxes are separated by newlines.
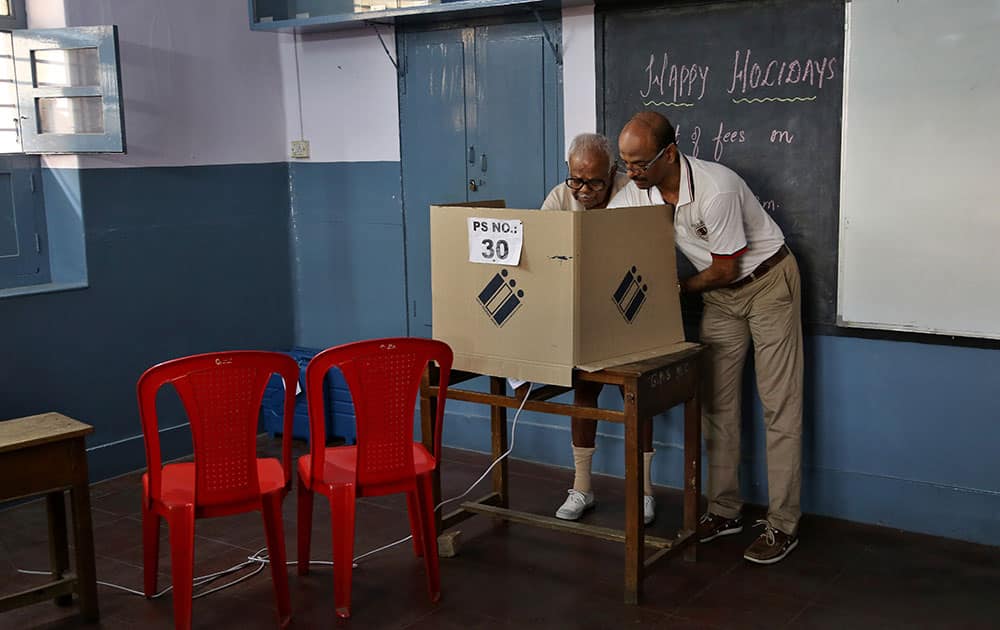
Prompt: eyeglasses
<box><xmin>617</xmin><ymin>145</ymin><xmax>669</xmax><ymax>175</ymax></box>
<box><xmin>565</xmin><ymin>177</ymin><xmax>608</xmax><ymax>192</ymax></box>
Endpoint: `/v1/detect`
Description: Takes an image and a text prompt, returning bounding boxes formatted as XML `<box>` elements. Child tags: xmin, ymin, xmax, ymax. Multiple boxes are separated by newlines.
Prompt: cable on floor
<box><xmin>16</xmin><ymin>382</ymin><xmax>534</xmax><ymax>599</ymax></box>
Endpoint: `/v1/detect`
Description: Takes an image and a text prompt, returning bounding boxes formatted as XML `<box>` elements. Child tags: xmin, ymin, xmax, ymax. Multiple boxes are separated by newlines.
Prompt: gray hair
<box><xmin>568</xmin><ymin>133</ymin><xmax>614</xmax><ymax>168</ymax></box>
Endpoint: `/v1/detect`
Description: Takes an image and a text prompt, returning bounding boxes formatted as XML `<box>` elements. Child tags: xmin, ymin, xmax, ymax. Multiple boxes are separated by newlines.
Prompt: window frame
<box><xmin>0</xmin><ymin>11</ymin><xmax>124</xmax><ymax>293</ymax></box>
<box><xmin>0</xmin><ymin>0</ymin><xmax>26</xmax><ymax>31</ymax></box>
<box><xmin>0</xmin><ymin>154</ymin><xmax>49</xmax><ymax>290</ymax></box>
<box><xmin>13</xmin><ymin>25</ymin><xmax>126</xmax><ymax>154</ymax></box>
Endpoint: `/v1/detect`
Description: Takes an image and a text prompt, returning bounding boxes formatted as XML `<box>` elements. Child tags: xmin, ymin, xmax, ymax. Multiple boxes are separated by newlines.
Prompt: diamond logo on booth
<box><xmin>477</xmin><ymin>269</ymin><xmax>524</xmax><ymax>327</ymax></box>
<box><xmin>613</xmin><ymin>266</ymin><xmax>648</xmax><ymax>323</ymax></box>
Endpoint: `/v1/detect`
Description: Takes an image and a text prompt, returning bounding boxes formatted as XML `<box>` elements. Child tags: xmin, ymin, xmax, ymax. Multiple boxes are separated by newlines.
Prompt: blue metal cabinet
<box><xmin>398</xmin><ymin>20</ymin><xmax>563</xmax><ymax>335</ymax></box>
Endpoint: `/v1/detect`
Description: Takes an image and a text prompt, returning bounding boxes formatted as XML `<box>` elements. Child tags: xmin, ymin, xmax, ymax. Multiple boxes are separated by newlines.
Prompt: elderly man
<box><xmin>542</xmin><ymin>133</ymin><xmax>656</xmax><ymax>525</ymax></box>
<box><xmin>542</xmin><ymin>133</ymin><xmax>629</xmax><ymax>211</ymax></box>
<box><xmin>610</xmin><ymin>111</ymin><xmax>803</xmax><ymax>565</ymax></box>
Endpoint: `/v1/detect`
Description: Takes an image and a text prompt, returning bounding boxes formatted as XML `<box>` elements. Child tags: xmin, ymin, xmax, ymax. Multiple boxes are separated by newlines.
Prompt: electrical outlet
<box><xmin>290</xmin><ymin>140</ymin><xmax>310</xmax><ymax>159</ymax></box>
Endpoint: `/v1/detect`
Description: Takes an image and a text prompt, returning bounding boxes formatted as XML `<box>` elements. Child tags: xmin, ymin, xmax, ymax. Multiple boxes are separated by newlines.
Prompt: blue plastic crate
<box><xmin>259</xmin><ymin>347</ymin><xmax>356</xmax><ymax>444</ymax></box>
<box><xmin>326</xmin><ymin>368</ymin><xmax>357</xmax><ymax>445</ymax></box>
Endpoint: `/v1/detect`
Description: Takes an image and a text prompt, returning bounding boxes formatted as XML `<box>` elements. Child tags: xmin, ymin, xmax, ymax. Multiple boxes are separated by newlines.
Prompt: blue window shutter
<box><xmin>13</xmin><ymin>25</ymin><xmax>125</xmax><ymax>154</ymax></box>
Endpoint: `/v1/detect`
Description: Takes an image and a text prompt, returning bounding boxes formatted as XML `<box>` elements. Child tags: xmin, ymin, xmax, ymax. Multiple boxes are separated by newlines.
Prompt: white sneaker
<box><xmin>555</xmin><ymin>489</ymin><xmax>595</xmax><ymax>520</ymax></box>
<box><xmin>644</xmin><ymin>495</ymin><xmax>656</xmax><ymax>525</ymax></box>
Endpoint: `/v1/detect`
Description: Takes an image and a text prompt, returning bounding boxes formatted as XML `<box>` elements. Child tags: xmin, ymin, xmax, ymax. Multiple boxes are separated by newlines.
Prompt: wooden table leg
<box><xmin>622</xmin><ymin>383</ymin><xmax>644</xmax><ymax>605</ymax></box>
<box><xmin>490</xmin><ymin>377</ymin><xmax>509</xmax><ymax>508</ymax></box>
<box><xmin>683</xmin><ymin>392</ymin><xmax>702</xmax><ymax>562</ymax></box>
<box><xmin>45</xmin><ymin>491</ymin><xmax>72</xmax><ymax>607</ymax></box>
<box><xmin>69</xmin><ymin>441</ymin><xmax>98</xmax><ymax>622</ymax></box>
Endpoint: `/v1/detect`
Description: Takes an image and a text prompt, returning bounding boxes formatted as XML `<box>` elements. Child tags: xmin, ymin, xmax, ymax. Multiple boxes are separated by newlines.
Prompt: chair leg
<box><xmin>331</xmin><ymin>485</ymin><xmax>356</xmax><ymax>619</ymax></box>
<box><xmin>297</xmin><ymin>475</ymin><xmax>314</xmax><ymax>576</ymax></box>
<box><xmin>142</xmin><ymin>498</ymin><xmax>160</xmax><ymax>598</ymax></box>
<box><xmin>406</xmin><ymin>490</ymin><xmax>424</xmax><ymax>557</ymax></box>
<box><xmin>261</xmin><ymin>491</ymin><xmax>292</xmax><ymax>628</ymax></box>
<box><xmin>418</xmin><ymin>474</ymin><xmax>441</xmax><ymax>603</ymax></box>
<box><xmin>166</xmin><ymin>505</ymin><xmax>195</xmax><ymax>630</ymax></box>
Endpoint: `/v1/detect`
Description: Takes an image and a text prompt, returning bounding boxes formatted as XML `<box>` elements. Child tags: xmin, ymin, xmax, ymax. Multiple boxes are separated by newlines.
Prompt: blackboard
<box><xmin>598</xmin><ymin>0</ymin><xmax>845</xmax><ymax>327</ymax></box>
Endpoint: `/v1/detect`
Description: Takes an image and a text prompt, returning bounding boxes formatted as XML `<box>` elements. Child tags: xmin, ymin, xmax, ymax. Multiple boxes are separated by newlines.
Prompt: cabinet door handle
<box><xmin>468</xmin><ymin>146</ymin><xmax>475</xmax><ymax>163</ymax></box>
<box><xmin>481</xmin><ymin>153</ymin><xmax>488</xmax><ymax>173</ymax></box>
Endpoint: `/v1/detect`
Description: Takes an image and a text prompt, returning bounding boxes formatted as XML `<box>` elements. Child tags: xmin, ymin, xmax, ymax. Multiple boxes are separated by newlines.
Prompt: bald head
<box><xmin>618</xmin><ymin>111</ymin><xmax>679</xmax><ymax>191</ymax></box>
<box><xmin>621</xmin><ymin>111</ymin><xmax>676</xmax><ymax>151</ymax></box>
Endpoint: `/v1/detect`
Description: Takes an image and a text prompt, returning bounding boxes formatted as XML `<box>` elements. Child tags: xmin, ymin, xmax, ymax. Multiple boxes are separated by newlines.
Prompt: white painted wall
<box><xmin>561</xmin><ymin>4</ymin><xmax>598</xmax><ymax>158</ymax></box>
<box><xmin>27</xmin><ymin>0</ymin><xmax>288</xmax><ymax>169</ymax></box>
<box><xmin>280</xmin><ymin>27</ymin><xmax>401</xmax><ymax>163</ymax></box>
<box><xmin>22</xmin><ymin>1</ymin><xmax>583</xmax><ymax>168</ymax></box>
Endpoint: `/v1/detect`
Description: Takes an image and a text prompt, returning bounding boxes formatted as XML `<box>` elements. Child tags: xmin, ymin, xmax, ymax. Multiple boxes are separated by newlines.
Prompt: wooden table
<box><xmin>420</xmin><ymin>344</ymin><xmax>706</xmax><ymax>605</ymax></box>
<box><xmin>0</xmin><ymin>413</ymin><xmax>98</xmax><ymax>622</ymax></box>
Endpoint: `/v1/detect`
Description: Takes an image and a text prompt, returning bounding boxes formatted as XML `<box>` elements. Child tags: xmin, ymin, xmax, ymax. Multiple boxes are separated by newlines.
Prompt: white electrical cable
<box><xmin>14</xmin><ymin>381</ymin><xmax>534</xmax><ymax>600</ymax></box>
<box><xmin>434</xmin><ymin>381</ymin><xmax>533</xmax><ymax>513</ymax></box>
<box><xmin>19</xmin><ymin>551</ymin><xmax>266</xmax><ymax>600</ymax></box>
<box><xmin>354</xmin><ymin>381</ymin><xmax>534</xmax><ymax>561</ymax></box>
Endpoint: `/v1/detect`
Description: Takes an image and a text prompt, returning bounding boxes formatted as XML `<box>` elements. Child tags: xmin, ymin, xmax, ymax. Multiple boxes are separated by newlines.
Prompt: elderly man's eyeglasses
<box><xmin>565</xmin><ymin>177</ymin><xmax>608</xmax><ymax>192</ymax></box>
<box><xmin>617</xmin><ymin>145</ymin><xmax>669</xmax><ymax>175</ymax></box>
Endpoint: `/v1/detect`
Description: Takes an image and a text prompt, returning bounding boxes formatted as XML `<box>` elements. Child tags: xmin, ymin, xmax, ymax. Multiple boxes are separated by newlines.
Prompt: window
<box><xmin>0</xmin><ymin>155</ymin><xmax>47</xmax><ymax>289</ymax></box>
<box><xmin>14</xmin><ymin>26</ymin><xmax>125</xmax><ymax>153</ymax></box>
<box><xmin>3</xmin><ymin>25</ymin><xmax>126</xmax><ymax>154</ymax></box>
<box><xmin>0</xmin><ymin>0</ymin><xmax>25</xmax><ymax>31</ymax></box>
<box><xmin>0</xmin><ymin>15</ymin><xmax>125</xmax><ymax>293</ymax></box>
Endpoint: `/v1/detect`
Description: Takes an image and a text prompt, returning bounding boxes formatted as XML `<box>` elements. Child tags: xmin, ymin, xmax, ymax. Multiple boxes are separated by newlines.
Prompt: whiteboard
<box><xmin>838</xmin><ymin>0</ymin><xmax>1000</xmax><ymax>338</ymax></box>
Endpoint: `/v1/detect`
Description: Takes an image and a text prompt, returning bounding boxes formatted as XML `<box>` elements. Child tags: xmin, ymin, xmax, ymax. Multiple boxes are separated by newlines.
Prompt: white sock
<box><xmin>572</xmin><ymin>445</ymin><xmax>596</xmax><ymax>493</ymax></box>
<box><xmin>643</xmin><ymin>451</ymin><xmax>655</xmax><ymax>496</ymax></box>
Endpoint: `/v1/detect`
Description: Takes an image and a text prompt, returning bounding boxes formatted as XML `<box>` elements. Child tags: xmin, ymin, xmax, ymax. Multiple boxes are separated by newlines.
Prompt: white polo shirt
<box><xmin>608</xmin><ymin>154</ymin><xmax>785</xmax><ymax>279</ymax></box>
<box><xmin>541</xmin><ymin>172</ymin><xmax>631</xmax><ymax>212</ymax></box>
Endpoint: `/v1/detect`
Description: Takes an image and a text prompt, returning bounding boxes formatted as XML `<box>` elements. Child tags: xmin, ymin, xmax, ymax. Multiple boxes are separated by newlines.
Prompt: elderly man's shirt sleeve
<box><xmin>541</xmin><ymin>184</ymin><xmax>565</xmax><ymax>211</ymax></box>
<box><xmin>703</xmin><ymin>192</ymin><xmax>748</xmax><ymax>258</ymax></box>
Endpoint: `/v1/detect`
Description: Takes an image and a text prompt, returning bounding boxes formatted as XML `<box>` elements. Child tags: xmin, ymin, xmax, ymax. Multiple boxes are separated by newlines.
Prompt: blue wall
<box><xmin>0</xmin><ymin>163</ymin><xmax>295</xmax><ymax>481</ymax></box>
<box><xmin>284</xmin><ymin>163</ymin><xmax>999</xmax><ymax>546</ymax></box>
<box><xmin>438</xmin><ymin>335</ymin><xmax>1000</xmax><ymax>546</ymax></box>
<box><xmin>4</xmin><ymin>158</ymin><xmax>994</xmax><ymax>547</ymax></box>
<box><xmin>289</xmin><ymin>161</ymin><xmax>407</xmax><ymax>347</ymax></box>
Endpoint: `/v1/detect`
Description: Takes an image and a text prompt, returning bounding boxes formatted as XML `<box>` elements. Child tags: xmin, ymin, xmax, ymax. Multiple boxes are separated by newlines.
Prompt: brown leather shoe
<box><xmin>743</xmin><ymin>520</ymin><xmax>798</xmax><ymax>565</ymax></box>
<box><xmin>697</xmin><ymin>512</ymin><xmax>743</xmax><ymax>543</ymax></box>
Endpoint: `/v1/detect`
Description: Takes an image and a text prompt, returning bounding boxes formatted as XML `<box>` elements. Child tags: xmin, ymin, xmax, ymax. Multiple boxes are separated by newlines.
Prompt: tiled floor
<box><xmin>1</xmin><ymin>437</ymin><xmax>998</xmax><ymax>629</ymax></box>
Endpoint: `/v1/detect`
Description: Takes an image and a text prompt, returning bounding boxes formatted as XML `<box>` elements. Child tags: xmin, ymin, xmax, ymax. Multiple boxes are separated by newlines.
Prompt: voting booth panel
<box><xmin>430</xmin><ymin>203</ymin><xmax>690</xmax><ymax>386</ymax></box>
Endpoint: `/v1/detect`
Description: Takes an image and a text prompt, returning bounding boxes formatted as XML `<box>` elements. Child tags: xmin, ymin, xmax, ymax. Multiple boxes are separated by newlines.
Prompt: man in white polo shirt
<box><xmin>609</xmin><ymin>111</ymin><xmax>803</xmax><ymax>565</ymax></box>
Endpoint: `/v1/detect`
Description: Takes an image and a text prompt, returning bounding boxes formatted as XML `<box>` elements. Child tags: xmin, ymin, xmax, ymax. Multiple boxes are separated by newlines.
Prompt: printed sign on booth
<box><xmin>467</xmin><ymin>217</ymin><xmax>523</xmax><ymax>266</ymax></box>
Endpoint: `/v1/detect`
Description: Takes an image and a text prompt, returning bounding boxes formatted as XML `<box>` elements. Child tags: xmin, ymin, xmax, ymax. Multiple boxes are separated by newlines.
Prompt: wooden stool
<box><xmin>0</xmin><ymin>413</ymin><xmax>98</xmax><ymax>622</ymax></box>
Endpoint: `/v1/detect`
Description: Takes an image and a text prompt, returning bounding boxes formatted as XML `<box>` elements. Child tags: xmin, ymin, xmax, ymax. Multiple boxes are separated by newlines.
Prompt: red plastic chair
<box><xmin>137</xmin><ymin>351</ymin><xmax>299</xmax><ymax>630</ymax></box>
<box><xmin>296</xmin><ymin>338</ymin><xmax>452</xmax><ymax>618</ymax></box>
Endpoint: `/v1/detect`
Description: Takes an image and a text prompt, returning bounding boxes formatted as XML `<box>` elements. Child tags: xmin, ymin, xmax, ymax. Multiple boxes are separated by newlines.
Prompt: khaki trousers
<box><xmin>700</xmin><ymin>253</ymin><xmax>803</xmax><ymax>535</ymax></box>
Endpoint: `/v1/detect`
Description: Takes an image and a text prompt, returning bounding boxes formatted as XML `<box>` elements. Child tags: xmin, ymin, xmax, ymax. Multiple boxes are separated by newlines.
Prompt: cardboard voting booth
<box><xmin>430</xmin><ymin>202</ymin><xmax>690</xmax><ymax>386</ymax></box>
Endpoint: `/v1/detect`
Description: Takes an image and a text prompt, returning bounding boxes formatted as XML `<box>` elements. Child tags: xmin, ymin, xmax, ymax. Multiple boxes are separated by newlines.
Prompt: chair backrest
<box><xmin>137</xmin><ymin>351</ymin><xmax>299</xmax><ymax>508</ymax></box>
<box><xmin>305</xmin><ymin>338</ymin><xmax>452</xmax><ymax>488</ymax></box>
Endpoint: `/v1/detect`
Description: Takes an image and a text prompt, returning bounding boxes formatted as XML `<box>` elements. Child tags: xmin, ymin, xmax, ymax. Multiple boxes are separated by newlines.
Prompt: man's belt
<box><xmin>728</xmin><ymin>244</ymin><xmax>790</xmax><ymax>290</ymax></box>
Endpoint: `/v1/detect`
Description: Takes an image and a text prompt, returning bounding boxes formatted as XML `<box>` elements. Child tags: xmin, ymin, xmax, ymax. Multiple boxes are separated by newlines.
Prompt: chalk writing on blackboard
<box><xmin>640</xmin><ymin>49</ymin><xmax>839</xmax><ymax>105</ymax></box>
<box><xmin>733</xmin><ymin>96</ymin><xmax>817</xmax><ymax>104</ymax></box>
<box><xmin>643</xmin><ymin>101</ymin><xmax>695</xmax><ymax>107</ymax></box>
<box><xmin>641</xmin><ymin>53</ymin><xmax>710</xmax><ymax>103</ymax></box>
<box><xmin>727</xmin><ymin>49</ymin><xmax>838</xmax><ymax>95</ymax></box>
